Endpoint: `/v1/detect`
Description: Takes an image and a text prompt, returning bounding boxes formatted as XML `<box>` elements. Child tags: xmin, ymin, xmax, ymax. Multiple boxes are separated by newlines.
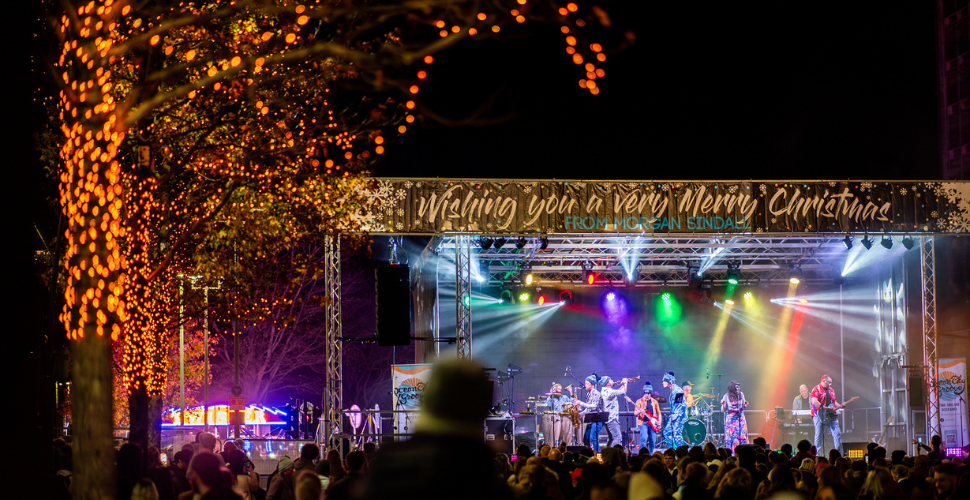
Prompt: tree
<box><xmin>52</xmin><ymin>1</ymin><xmax>618</xmax><ymax>497</ymax></box>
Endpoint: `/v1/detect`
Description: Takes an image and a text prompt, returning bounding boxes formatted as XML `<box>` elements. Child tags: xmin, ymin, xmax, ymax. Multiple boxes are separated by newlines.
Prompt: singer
<box><xmin>720</xmin><ymin>380</ymin><xmax>748</xmax><ymax>449</ymax></box>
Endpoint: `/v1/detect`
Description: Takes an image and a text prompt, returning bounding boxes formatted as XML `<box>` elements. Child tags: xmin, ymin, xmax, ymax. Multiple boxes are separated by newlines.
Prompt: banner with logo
<box><xmin>391</xmin><ymin>364</ymin><xmax>433</xmax><ymax>441</ymax></box>
<box><xmin>355</xmin><ymin>179</ymin><xmax>970</xmax><ymax>235</ymax></box>
<box><xmin>938</xmin><ymin>358</ymin><xmax>968</xmax><ymax>451</ymax></box>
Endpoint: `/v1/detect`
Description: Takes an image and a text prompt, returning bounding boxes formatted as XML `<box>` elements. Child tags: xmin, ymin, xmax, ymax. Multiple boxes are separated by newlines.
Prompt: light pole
<box><xmin>191</xmin><ymin>277</ymin><xmax>221</xmax><ymax>433</ymax></box>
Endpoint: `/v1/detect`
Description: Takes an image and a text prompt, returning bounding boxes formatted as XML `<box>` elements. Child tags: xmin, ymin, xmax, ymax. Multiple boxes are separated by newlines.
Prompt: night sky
<box><xmin>5</xmin><ymin>0</ymin><xmax>946</xmax><ymax>471</ymax></box>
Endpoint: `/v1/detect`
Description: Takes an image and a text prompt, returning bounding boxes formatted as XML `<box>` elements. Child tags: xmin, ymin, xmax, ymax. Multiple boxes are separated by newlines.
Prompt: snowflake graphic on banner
<box><xmin>759</xmin><ymin>184</ymin><xmax>767</xmax><ymax>194</ymax></box>
<box><xmin>860</xmin><ymin>182</ymin><xmax>873</xmax><ymax>189</ymax></box>
<box><xmin>930</xmin><ymin>182</ymin><xmax>970</xmax><ymax>232</ymax></box>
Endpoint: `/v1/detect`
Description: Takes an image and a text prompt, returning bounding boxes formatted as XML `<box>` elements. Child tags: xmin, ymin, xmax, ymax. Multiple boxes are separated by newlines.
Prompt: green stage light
<box><xmin>519</xmin><ymin>291</ymin><xmax>530</xmax><ymax>302</ymax></box>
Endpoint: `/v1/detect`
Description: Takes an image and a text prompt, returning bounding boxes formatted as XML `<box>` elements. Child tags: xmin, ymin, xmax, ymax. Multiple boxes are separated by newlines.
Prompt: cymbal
<box><xmin>654</xmin><ymin>396</ymin><xmax>668</xmax><ymax>403</ymax></box>
<box><xmin>694</xmin><ymin>393</ymin><xmax>718</xmax><ymax>398</ymax></box>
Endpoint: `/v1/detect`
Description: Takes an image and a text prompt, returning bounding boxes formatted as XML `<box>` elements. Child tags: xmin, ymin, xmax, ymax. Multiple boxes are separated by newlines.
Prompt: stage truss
<box><xmin>321</xmin><ymin>231</ymin><xmax>945</xmax><ymax>451</ymax></box>
<box><xmin>438</xmin><ymin>234</ymin><xmax>847</xmax><ymax>285</ymax></box>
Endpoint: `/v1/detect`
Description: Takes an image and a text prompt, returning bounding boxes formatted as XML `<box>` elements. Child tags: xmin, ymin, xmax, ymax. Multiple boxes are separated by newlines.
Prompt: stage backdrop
<box><xmin>391</xmin><ymin>364</ymin><xmax>432</xmax><ymax>441</ymax></box>
<box><xmin>357</xmin><ymin>180</ymin><xmax>970</xmax><ymax>234</ymax></box>
<box><xmin>938</xmin><ymin>358</ymin><xmax>969</xmax><ymax>450</ymax></box>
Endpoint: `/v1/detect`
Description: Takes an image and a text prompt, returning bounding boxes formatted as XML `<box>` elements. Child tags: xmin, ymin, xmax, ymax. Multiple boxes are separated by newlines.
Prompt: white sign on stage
<box><xmin>391</xmin><ymin>364</ymin><xmax>432</xmax><ymax>441</ymax></box>
<box><xmin>938</xmin><ymin>358</ymin><xmax>968</xmax><ymax>451</ymax></box>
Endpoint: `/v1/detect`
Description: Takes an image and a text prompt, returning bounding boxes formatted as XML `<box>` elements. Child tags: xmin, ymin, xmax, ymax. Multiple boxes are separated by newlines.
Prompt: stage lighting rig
<box><xmin>515</xmin><ymin>237</ymin><xmax>527</xmax><ymax>249</ymax></box>
<box><xmin>479</xmin><ymin>237</ymin><xmax>494</xmax><ymax>250</ymax></box>
<box><xmin>843</xmin><ymin>235</ymin><xmax>852</xmax><ymax>250</ymax></box>
<box><xmin>902</xmin><ymin>236</ymin><xmax>915</xmax><ymax>250</ymax></box>
<box><xmin>539</xmin><ymin>237</ymin><xmax>550</xmax><ymax>250</ymax></box>
<box><xmin>494</xmin><ymin>237</ymin><xmax>507</xmax><ymax>249</ymax></box>
<box><xmin>860</xmin><ymin>235</ymin><xmax>873</xmax><ymax>250</ymax></box>
<box><xmin>624</xmin><ymin>263</ymin><xmax>641</xmax><ymax>287</ymax></box>
<box><xmin>559</xmin><ymin>289</ymin><xmax>573</xmax><ymax>305</ymax></box>
<box><xmin>500</xmin><ymin>289</ymin><xmax>513</xmax><ymax>304</ymax></box>
<box><xmin>582</xmin><ymin>261</ymin><xmax>595</xmax><ymax>285</ymax></box>
<box><xmin>880</xmin><ymin>235</ymin><xmax>893</xmax><ymax>250</ymax></box>
<box><xmin>788</xmin><ymin>262</ymin><xmax>802</xmax><ymax>284</ymax></box>
<box><xmin>688</xmin><ymin>267</ymin><xmax>702</xmax><ymax>288</ymax></box>
<box><xmin>725</xmin><ymin>262</ymin><xmax>740</xmax><ymax>285</ymax></box>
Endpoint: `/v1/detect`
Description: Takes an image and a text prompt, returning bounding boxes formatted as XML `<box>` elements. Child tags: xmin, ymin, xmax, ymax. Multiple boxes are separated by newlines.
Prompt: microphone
<box><xmin>564</xmin><ymin>365</ymin><xmax>571</xmax><ymax>376</ymax></box>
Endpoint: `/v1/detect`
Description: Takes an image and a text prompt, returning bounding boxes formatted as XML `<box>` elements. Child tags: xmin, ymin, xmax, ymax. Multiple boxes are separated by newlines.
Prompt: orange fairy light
<box><xmin>561</xmin><ymin>26</ymin><xmax>570</xmax><ymax>34</ymax></box>
<box><xmin>516</xmin><ymin>15</ymin><xmax>525</xmax><ymax>23</ymax></box>
<box><xmin>492</xmin><ymin>25</ymin><xmax>500</xmax><ymax>33</ymax></box>
<box><xmin>477</xmin><ymin>13</ymin><xmax>487</xmax><ymax>21</ymax></box>
<box><xmin>285</xmin><ymin>33</ymin><xmax>296</xmax><ymax>43</ymax></box>
<box><xmin>439</xmin><ymin>30</ymin><xmax>448</xmax><ymax>37</ymax></box>
<box><xmin>567</xmin><ymin>3</ymin><xmax>579</xmax><ymax>12</ymax></box>
<box><xmin>409</xmin><ymin>85</ymin><xmax>419</xmax><ymax>94</ymax></box>
<box><xmin>590</xmin><ymin>43</ymin><xmax>603</xmax><ymax>52</ymax></box>
<box><xmin>424</xmin><ymin>55</ymin><xmax>433</xmax><ymax>64</ymax></box>
<box><xmin>566</xmin><ymin>46</ymin><xmax>575</xmax><ymax>55</ymax></box>
<box><xmin>375</xmin><ymin>146</ymin><xmax>385</xmax><ymax>154</ymax></box>
<box><xmin>397</xmin><ymin>125</ymin><xmax>407</xmax><ymax>134</ymax></box>
<box><xmin>559</xmin><ymin>7</ymin><xmax>568</xmax><ymax>15</ymax></box>
<box><xmin>572</xmin><ymin>53</ymin><xmax>583</xmax><ymax>64</ymax></box>
<box><xmin>406</xmin><ymin>100</ymin><xmax>415</xmax><ymax>109</ymax></box>
<box><xmin>566</xmin><ymin>36</ymin><xmax>577</xmax><ymax>46</ymax></box>
<box><xmin>417</xmin><ymin>70</ymin><xmax>427</xmax><ymax>79</ymax></box>
<box><xmin>469</xmin><ymin>28</ymin><xmax>478</xmax><ymax>35</ymax></box>
<box><xmin>596</xmin><ymin>53</ymin><xmax>606</xmax><ymax>62</ymax></box>
<box><xmin>451</xmin><ymin>25</ymin><xmax>460</xmax><ymax>33</ymax></box>
<box><xmin>435</xmin><ymin>20</ymin><xmax>446</xmax><ymax>28</ymax></box>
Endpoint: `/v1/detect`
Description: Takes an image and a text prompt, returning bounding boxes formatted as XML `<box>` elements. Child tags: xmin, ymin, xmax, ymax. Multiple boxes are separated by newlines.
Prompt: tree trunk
<box><xmin>129</xmin><ymin>386</ymin><xmax>149</xmax><ymax>456</ymax></box>
<box><xmin>149</xmin><ymin>394</ymin><xmax>163</xmax><ymax>451</ymax></box>
<box><xmin>72</xmin><ymin>335</ymin><xmax>116</xmax><ymax>500</ymax></box>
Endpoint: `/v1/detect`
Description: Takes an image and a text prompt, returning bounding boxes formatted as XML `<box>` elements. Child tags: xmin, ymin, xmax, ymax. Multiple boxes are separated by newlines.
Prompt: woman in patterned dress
<box><xmin>720</xmin><ymin>380</ymin><xmax>748</xmax><ymax>449</ymax></box>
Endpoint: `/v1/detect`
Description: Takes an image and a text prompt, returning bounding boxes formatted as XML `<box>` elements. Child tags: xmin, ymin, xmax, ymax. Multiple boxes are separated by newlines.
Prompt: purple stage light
<box><xmin>606</xmin><ymin>292</ymin><xmax>616</xmax><ymax>301</ymax></box>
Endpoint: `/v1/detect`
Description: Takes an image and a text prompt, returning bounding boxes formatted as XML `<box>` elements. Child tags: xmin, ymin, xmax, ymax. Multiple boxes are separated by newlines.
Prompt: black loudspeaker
<box><xmin>514</xmin><ymin>432</ymin><xmax>537</xmax><ymax>454</ymax></box>
<box><xmin>909</xmin><ymin>376</ymin><xmax>925</xmax><ymax>407</ymax></box>
<box><xmin>566</xmin><ymin>445</ymin><xmax>587</xmax><ymax>454</ymax></box>
<box><xmin>376</xmin><ymin>264</ymin><xmax>411</xmax><ymax>346</ymax></box>
<box><xmin>485</xmin><ymin>418</ymin><xmax>515</xmax><ymax>455</ymax></box>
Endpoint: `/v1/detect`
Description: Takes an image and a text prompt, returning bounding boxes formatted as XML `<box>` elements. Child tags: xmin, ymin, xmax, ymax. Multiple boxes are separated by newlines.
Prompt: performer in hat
<box><xmin>662</xmin><ymin>371</ymin><xmax>687</xmax><ymax>448</ymax></box>
<box><xmin>634</xmin><ymin>382</ymin><xmax>662</xmax><ymax>453</ymax></box>
<box><xmin>573</xmin><ymin>373</ymin><xmax>604</xmax><ymax>452</ymax></box>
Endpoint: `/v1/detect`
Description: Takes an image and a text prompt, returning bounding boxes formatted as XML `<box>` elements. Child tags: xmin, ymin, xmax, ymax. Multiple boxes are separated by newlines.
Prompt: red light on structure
<box><xmin>538</xmin><ymin>296</ymin><xmax>546</xmax><ymax>306</ymax></box>
<box><xmin>586</xmin><ymin>273</ymin><xmax>594</xmax><ymax>285</ymax></box>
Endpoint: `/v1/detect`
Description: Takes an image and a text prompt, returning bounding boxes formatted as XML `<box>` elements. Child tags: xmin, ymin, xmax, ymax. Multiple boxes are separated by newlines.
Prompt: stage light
<box><xmin>832</xmin><ymin>265</ymin><xmax>846</xmax><ymax>285</ymax></box>
<box><xmin>500</xmin><ymin>289</ymin><xmax>513</xmax><ymax>304</ymax></box>
<box><xmin>520</xmin><ymin>262</ymin><xmax>533</xmax><ymax>285</ymax></box>
<box><xmin>788</xmin><ymin>262</ymin><xmax>801</xmax><ymax>284</ymax></box>
<box><xmin>860</xmin><ymin>235</ymin><xmax>872</xmax><ymax>250</ymax></box>
<box><xmin>537</xmin><ymin>295</ymin><xmax>546</xmax><ymax>306</ymax></box>
<box><xmin>539</xmin><ymin>237</ymin><xmax>549</xmax><ymax>250</ymax></box>
<box><xmin>515</xmin><ymin>237</ymin><xmax>527</xmax><ymax>249</ymax></box>
<box><xmin>624</xmin><ymin>263</ymin><xmax>640</xmax><ymax>287</ymax></box>
<box><xmin>880</xmin><ymin>236</ymin><xmax>893</xmax><ymax>250</ymax></box>
<box><xmin>518</xmin><ymin>291</ymin><xmax>530</xmax><ymax>302</ymax></box>
<box><xmin>843</xmin><ymin>235</ymin><xmax>852</xmax><ymax>250</ymax></box>
<box><xmin>902</xmin><ymin>237</ymin><xmax>915</xmax><ymax>250</ymax></box>
<box><xmin>725</xmin><ymin>299</ymin><xmax>735</xmax><ymax>305</ymax></box>
<box><xmin>559</xmin><ymin>289</ymin><xmax>573</xmax><ymax>304</ymax></box>
<box><xmin>494</xmin><ymin>237</ymin><xmax>507</xmax><ymax>249</ymax></box>
<box><xmin>743</xmin><ymin>291</ymin><xmax>753</xmax><ymax>300</ymax></box>
<box><xmin>688</xmin><ymin>267</ymin><xmax>702</xmax><ymax>288</ymax></box>
<box><xmin>582</xmin><ymin>261</ymin><xmax>594</xmax><ymax>285</ymax></box>
<box><xmin>479</xmin><ymin>237</ymin><xmax>493</xmax><ymax>250</ymax></box>
<box><xmin>661</xmin><ymin>291</ymin><xmax>672</xmax><ymax>302</ymax></box>
<box><xmin>478</xmin><ymin>261</ymin><xmax>489</xmax><ymax>282</ymax></box>
<box><xmin>463</xmin><ymin>295</ymin><xmax>470</xmax><ymax>306</ymax></box>
<box><xmin>798</xmin><ymin>299</ymin><xmax>808</xmax><ymax>304</ymax></box>
<box><xmin>726</xmin><ymin>262</ymin><xmax>740</xmax><ymax>285</ymax></box>
<box><xmin>606</xmin><ymin>291</ymin><xmax>616</xmax><ymax>302</ymax></box>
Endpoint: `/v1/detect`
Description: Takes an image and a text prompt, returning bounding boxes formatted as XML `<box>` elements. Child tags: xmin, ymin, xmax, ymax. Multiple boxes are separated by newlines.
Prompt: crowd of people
<box><xmin>48</xmin><ymin>360</ymin><xmax>969</xmax><ymax>499</ymax></box>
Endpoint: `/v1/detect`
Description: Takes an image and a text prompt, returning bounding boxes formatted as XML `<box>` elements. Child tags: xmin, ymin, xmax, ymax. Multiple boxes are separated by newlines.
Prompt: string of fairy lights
<box><xmin>55</xmin><ymin>0</ymin><xmax>615</xmax><ymax>405</ymax></box>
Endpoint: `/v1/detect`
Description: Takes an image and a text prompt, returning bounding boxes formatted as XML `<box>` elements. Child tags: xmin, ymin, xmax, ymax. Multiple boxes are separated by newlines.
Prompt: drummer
<box><xmin>544</xmin><ymin>383</ymin><xmax>571</xmax><ymax>447</ymax></box>
<box><xmin>683</xmin><ymin>381</ymin><xmax>696</xmax><ymax>414</ymax></box>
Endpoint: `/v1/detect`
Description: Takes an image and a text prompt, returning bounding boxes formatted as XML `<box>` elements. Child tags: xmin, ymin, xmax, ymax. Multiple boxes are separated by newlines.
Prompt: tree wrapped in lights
<box><xmin>53</xmin><ymin>0</ymin><xmax>619</xmax><ymax>497</ymax></box>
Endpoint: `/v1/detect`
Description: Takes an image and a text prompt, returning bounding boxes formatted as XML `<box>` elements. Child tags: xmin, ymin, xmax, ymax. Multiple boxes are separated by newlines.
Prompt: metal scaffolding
<box><xmin>322</xmin><ymin>235</ymin><xmax>342</xmax><ymax>450</ymax></box>
<box><xmin>920</xmin><ymin>236</ymin><xmax>941</xmax><ymax>440</ymax></box>
<box><xmin>454</xmin><ymin>234</ymin><xmax>473</xmax><ymax>359</ymax></box>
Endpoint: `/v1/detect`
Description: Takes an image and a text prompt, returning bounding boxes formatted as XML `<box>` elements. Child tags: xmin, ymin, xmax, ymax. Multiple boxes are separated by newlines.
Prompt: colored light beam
<box><xmin>756</xmin><ymin>282</ymin><xmax>798</xmax><ymax>406</ymax></box>
<box><xmin>470</xmin><ymin>300</ymin><xmax>563</xmax><ymax>353</ymax></box>
<box><xmin>697</xmin><ymin>301</ymin><xmax>733</xmax><ymax>383</ymax></box>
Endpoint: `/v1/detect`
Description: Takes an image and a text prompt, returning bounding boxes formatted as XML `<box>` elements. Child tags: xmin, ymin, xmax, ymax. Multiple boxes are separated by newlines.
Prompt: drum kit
<box><xmin>683</xmin><ymin>392</ymin><xmax>722</xmax><ymax>447</ymax></box>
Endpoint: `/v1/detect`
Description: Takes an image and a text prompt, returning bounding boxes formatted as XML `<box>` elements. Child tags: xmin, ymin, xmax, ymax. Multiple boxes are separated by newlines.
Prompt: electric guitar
<box><xmin>627</xmin><ymin>396</ymin><xmax>662</xmax><ymax>432</ymax></box>
<box><xmin>821</xmin><ymin>396</ymin><xmax>859</xmax><ymax>424</ymax></box>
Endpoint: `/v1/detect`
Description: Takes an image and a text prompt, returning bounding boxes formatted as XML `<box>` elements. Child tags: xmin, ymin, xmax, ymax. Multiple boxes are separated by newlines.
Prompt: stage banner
<box><xmin>937</xmin><ymin>358</ymin><xmax>968</xmax><ymax>451</ymax></box>
<box><xmin>355</xmin><ymin>179</ymin><xmax>970</xmax><ymax>235</ymax></box>
<box><xmin>391</xmin><ymin>364</ymin><xmax>432</xmax><ymax>441</ymax></box>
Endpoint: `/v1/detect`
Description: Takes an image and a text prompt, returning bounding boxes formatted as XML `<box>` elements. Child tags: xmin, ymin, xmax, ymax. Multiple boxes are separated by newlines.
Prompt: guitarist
<box><xmin>633</xmin><ymin>382</ymin><xmax>662</xmax><ymax>453</ymax></box>
<box><xmin>810</xmin><ymin>374</ymin><xmax>844</xmax><ymax>455</ymax></box>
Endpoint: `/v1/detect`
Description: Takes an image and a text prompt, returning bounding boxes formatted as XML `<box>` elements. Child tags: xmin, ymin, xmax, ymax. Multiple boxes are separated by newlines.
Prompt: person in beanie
<box><xmin>357</xmin><ymin>358</ymin><xmax>513</xmax><ymax>500</ymax></box>
<box><xmin>266</xmin><ymin>457</ymin><xmax>295</xmax><ymax>500</ymax></box>
<box><xmin>573</xmin><ymin>373</ymin><xmax>604</xmax><ymax>452</ymax></box>
<box><xmin>662</xmin><ymin>371</ymin><xmax>687</xmax><ymax>448</ymax></box>
<box><xmin>632</xmin><ymin>382</ymin><xmax>661</xmax><ymax>454</ymax></box>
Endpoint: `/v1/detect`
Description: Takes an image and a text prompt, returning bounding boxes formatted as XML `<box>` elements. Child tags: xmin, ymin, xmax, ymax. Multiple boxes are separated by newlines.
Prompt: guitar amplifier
<box><xmin>484</xmin><ymin>417</ymin><xmax>515</xmax><ymax>455</ymax></box>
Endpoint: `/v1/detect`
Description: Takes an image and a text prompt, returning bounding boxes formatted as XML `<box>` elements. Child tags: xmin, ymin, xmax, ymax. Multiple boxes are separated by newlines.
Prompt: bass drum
<box><xmin>683</xmin><ymin>418</ymin><xmax>707</xmax><ymax>445</ymax></box>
